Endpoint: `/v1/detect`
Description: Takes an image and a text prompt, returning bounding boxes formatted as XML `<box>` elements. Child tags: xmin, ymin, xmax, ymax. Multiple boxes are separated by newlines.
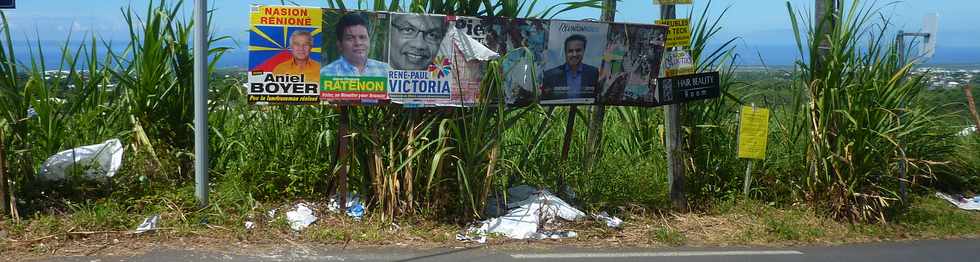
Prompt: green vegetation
<box><xmin>1</xmin><ymin>0</ymin><xmax>979</xmax><ymax>255</ymax></box>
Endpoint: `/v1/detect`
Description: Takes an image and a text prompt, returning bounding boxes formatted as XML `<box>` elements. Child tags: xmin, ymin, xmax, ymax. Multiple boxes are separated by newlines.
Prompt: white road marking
<box><xmin>511</xmin><ymin>250</ymin><xmax>804</xmax><ymax>259</ymax></box>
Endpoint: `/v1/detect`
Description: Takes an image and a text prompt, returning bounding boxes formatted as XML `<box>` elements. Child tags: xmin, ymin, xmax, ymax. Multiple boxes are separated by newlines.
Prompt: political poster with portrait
<box><xmin>483</xmin><ymin>17</ymin><xmax>549</xmax><ymax>107</ymax></box>
<box><xmin>320</xmin><ymin>10</ymin><xmax>392</xmax><ymax>104</ymax></box>
<box><xmin>248</xmin><ymin>6</ymin><xmax>323</xmax><ymax>104</ymax></box>
<box><xmin>435</xmin><ymin>16</ymin><xmax>494</xmax><ymax>107</ymax></box>
<box><xmin>386</xmin><ymin>13</ymin><xmax>453</xmax><ymax>107</ymax></box>
<box><xmin>541</xmin><ymin>20</ymin><xmax>608</xmax><ymax>105</ymax></box>
<box><xmin>599</xmin><ymin>23</ymin><xmax>668</xmax><ymax>107</ymax></box>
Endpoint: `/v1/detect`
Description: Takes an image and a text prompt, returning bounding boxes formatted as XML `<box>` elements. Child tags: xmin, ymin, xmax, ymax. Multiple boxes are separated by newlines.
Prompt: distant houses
<box><xmin>914</xmin><ymin>67</ymin><xmax>978</xmax><ymax>90</ymax></box>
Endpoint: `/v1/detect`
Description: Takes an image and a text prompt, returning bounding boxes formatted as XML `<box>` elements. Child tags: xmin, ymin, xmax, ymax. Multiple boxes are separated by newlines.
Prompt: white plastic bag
<box><xmin>477</xmin><ymin>189</ymin><xmax>586</xmax><ymax>240</ymax></box>
<box><xmin>39</xmin><ymin>139</ymin><xmax>124</xmax><ymax>181</ymax></box>
<box><xmin>286</xmin><ymin>203</ymin><xmax>318</xmax><ymax>231</ymax></box>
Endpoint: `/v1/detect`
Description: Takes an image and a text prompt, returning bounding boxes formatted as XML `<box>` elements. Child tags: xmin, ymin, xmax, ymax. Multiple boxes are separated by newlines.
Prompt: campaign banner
<box><xmin>320</xmin><ymin>10</ymin><xmax>391</xmax><ymax>104</ymax></box>
<box><xmin>436</xmin><ymin>16</ymin><xmax>494</xmax><ymax>107</ymax></box>
<box><xmin>599</xmin><ymin>23</ymin><xmax>668</xmax><ymax>107</ymax></box>
<box><xmin>385</xmin><ymin>13</ymin><xmax>454</xmax><ymax>107</ymax></box>
<box><xmin>483</xmin><ymin>17</ymin><xmax>549</xmax><ymax>107</ymax></box>
<box><xmin>248</xmin><ymin>6</ymin><xmax>323</xmax><ymax>104</ymax></box>
<box><xmin>247</xmin><ymin>6</ymin><xmax>722</xmax><ymax>109</ymax></box>
<box><xmin>541</xmin><ymin>20</ymin><xmax>609</xmax><ymax>105</ymax></box>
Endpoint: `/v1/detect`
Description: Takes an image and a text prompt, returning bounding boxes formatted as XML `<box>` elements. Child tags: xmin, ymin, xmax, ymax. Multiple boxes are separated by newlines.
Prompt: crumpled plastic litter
<box><xmin>936</xmin><ymin>192</ymin><xmax>980</xmax><ymax>211</ymax></box>
<box><xmin>244</xmin><ymin>221</ymin><xmax>256</xmax><ymax>230</ymax></box>
<box><xmin>958</xmin><ymin>126</ymin><xmax>977</xmax><ymax>136</ymax></box>
<box><xmin>286</xmin><ymin>203</ymin><xmax>318</xmax><ymax>231</ymax></box>
<box><xmin>328</xmin><ymin>193</ymin><xmax>366</xmax><ymax>219</ymax></box>
<box><xmin>135</xmin><ymin>214</ymin><xmax>160</xmax><ymax>234</ymax></box>
<box><xmin>455</xmin><ymin>232</ymin><xmax>487</xmax><ymax>244</ymax></box>
<box><xmin>593</xmin><ymin>211</ymin><xmax>624</xmax><ymax>228</ymax></box>
<box><xmin>470</xmin><ymin>187</ymin><xmax>585</xmax><ymax>240</ymax></box>
<box><xmin>531</xmin><ymin>231</ymin><xmax>578</xmax><ymax>240</ymax></box>
<box><xmin>39</xmin><ymin>139</ymin><xmax>124</xmax><ymax>181</ymax></box>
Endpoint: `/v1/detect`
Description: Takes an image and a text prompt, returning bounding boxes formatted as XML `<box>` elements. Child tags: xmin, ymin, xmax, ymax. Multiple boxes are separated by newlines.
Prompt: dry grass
<box><xmin>3</xmin><ymin>197</ymin><xmax>979</xmax><ymax>259</ymax></box>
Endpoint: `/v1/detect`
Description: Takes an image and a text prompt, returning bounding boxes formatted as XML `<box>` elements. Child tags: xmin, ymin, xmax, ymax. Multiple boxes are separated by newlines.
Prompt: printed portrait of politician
<box><xmin>541</xmin><ymin>34</ymin><xmax>599</xmax><ymax>101</ymax></box>
<box><xmin>274</xmin><ymin>30</ymin><xmax>321</xmax><ymax>77</ymax></box>
<box><xmin>388</xmin><ymin>14</ymin><xmax>447</xmax><ymax>70</ymax></box>
<box><xmin>322</xmin><ymin>13</ymin><xmax>391</xmax><ymax>77</ymax></box>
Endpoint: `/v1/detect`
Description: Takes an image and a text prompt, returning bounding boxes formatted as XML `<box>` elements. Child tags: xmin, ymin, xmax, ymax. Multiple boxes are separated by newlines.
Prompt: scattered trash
<box><xmin>39</xmin><ymin>139</ymin><xmax>124</xmax><ymax>181</ymax></box>
<box><xmin>484</xmin><ymin>185</ymin><xmax>538</xmax><ymax>217</ymax></box>
<box><xmin>958</xmin><ymin>126</ymin><xmax>977</xmax><ymax>136</ymax></box>
<box><xmin>531</xmin><ymin>231</ymin><xmax>578</xmax><ymax>240</ymax></box>
<box><xmin>286</xmin><ymin>203</ymin><xmax>318</xmax><ymax>231</ymax></box>
<box><xmin>267</xmin><ymin>209</ymin><xmax>277</xmax><ymax>219</ymax></box>
<box><xmin>936</xmin><ymin>192</ymin><xmax>980</xmax><ymax>211</ymax></box>
<box><xmin>135</xmin><ymin>214</ymin><xmax>160</xmax><ymax>234</ymax></box>
<box><xmin>346</xmin><ymin>203</ymin><xmax>364</xmax><ymax>219</ymax></box>
<box><xmin>26</xmin><ymin>107</ymin><xmax>37</xmax><ymax>119</ymax></box>
<box><xmin>245</xmin><ymin>221</ymin><xmax>256</xmax><ymax>230</ymax></box>
<box><xmin>593</xmin><ymin>212</ymin><xmax>624</xmax><ymax>229</ymax></box>
<box><xmin>455</xmin><ymin>232</ymin><xmax>487</xmax><ymax>244</ymax></box>
<box><xmin>328</xmin><ymin>193</ymin><xmax>366</xmax><ymax>219</ymax></box>
<box><xmin>469</xmin><ymin>187</ymin><xmax>586</xmax><ymax>240</ymax></box>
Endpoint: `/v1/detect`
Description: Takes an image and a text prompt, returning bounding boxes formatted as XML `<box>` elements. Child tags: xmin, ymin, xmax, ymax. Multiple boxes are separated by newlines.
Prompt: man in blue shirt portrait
<box><xmin>542</xmin><ymin>34</ymin><xmax>599</xmax><ymax>101</ymax></box>
<box><xmin>322</xmin><ymin>13</ymin><xmax>391</xmax><ymax>77</ymax></box>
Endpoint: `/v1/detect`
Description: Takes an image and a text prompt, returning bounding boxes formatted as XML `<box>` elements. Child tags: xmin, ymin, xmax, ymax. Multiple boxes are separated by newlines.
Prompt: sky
<box><xmin>3</xmin><ymin>0</ymin><xmax>978</xmax><ymax>67</ymax></box>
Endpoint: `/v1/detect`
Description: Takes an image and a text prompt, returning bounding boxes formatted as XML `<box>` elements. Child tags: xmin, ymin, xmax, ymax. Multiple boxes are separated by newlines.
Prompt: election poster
<box><xmin>436</xmin><ymin>16</ymin><xmax>495</xmax><ymax>107</ymax></box>
<box><xmin>541</xmin><ymin>20</ymin><xmax>608</xmax><ymax>105</ymax></box>
<box><xmin>599</xmin><ymin>23</ymin><xmax>668</xmax><ymax>107</ymax></box>
<box><xmin>246</xmin><ymin>6</ymin><xmax>720</xmax><ymax>109</ymax></box>
<box><xmin>484</xmin><ymin>18</ymin><xmax>549</xmax><ymax>107</ymax></box>
<box><xmin>385</xmin><ymin>13</ymin><xmax>453</xmax><ymax>107</ymax></box>
<box><xmin>248</xmin><ymin>6</ymin><xmax>323</xmax><ymax>104</ymax></box>
<box><xmin>320</xmin><ymin>10</ymin><xmax>391</xmax><ymax>104</ymax></box>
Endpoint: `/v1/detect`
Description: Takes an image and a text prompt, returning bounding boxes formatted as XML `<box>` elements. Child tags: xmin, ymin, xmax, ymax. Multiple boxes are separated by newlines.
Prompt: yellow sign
<box><xmin>656</xmin><ymin>19</ymin><xmax>691</xmax><ymax>48</ymax></box>
<box><xmin>737</xmin><ymin>106</ymin><xmax>770</xmax><ymax>159</ymax></box>
<box><xmin>656</xmin><ymin>0</ymin><xmax>693</xmax><ymax>4</ymax></box>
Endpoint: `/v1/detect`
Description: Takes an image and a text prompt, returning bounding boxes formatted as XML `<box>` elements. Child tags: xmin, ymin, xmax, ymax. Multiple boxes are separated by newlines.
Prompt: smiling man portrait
<box><xmin>388</xmin><ymin>14</ymin><xmax>446</xmax><ymax>70</ymax></box>
<box><xmin>322</xmin><ymin>13</ymin><xmax>391</xmax><ymax>77</ymax></box>
<box><xmin>274</xmin><ymin>30</ymin><xmax>321</xmax><ymax>76</ymax></box>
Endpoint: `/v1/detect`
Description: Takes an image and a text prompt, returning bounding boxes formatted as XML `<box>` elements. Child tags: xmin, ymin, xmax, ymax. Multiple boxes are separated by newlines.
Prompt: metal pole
<box><xmin>194</xmin><ymin>0</ymin><xmax>210</xmax><ymax>208</ymax></box>
<box><xmin>661</xmin><ymin>4</ymin><xmax>687</xmax><ymax>211</ymax></box>
<box><xmin>742</xmin><ymin>161</ymin><xmax>754</xmax><ymax>199</ymax></box>
<box><xmin>896</xmin><ymin>32</ymin><xmax>908</xmax><ymax>203</ymax></box>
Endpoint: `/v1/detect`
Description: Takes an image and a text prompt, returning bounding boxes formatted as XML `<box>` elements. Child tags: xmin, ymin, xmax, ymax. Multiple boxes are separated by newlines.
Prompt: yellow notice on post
<box><xmin>737</xmin><ymin>106</ymin><xmax>770</xmax><ymax>159</ymax></box>
<box><xmin>655</xmin><ymin>19</ymin><xmax>691</xmax><ymax>48</ymax></box>
<box><xmin>656</xmin><ymin>0</ymin><xmax>693</xmax><ymax>4</ymax></box>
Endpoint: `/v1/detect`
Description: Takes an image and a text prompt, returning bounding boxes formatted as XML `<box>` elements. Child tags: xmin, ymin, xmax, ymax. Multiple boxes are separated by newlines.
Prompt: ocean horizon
<box><xmin>10</xmin><ymin>40</ymin><xmax>980</xmax><ymax>70</ymax></box>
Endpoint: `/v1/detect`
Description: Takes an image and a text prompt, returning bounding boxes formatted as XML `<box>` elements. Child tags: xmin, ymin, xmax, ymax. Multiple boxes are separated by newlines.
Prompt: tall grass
<box><xmin>787</xmin><ymin>0</ymin><xmax>956</xmax><ymax>222</ymax></box>
<box><xmin>0</xmin><ymin>0</ymin><xmax>974</xmax><ymax>227</ymax></box>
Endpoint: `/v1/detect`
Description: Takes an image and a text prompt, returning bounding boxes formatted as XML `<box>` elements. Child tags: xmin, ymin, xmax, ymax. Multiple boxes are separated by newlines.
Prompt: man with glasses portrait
<box><xmin>388</xmin><ymin>14</ymin><xmax>447</xmax><ymax>70</ymax></box>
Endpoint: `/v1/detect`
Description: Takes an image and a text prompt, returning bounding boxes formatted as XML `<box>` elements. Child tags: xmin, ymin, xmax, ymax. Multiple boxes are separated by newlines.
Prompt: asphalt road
<box><xmin>40</xmin><ymin>239</ymin><xmax>979</xmax><ymax>262</ymax></box>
